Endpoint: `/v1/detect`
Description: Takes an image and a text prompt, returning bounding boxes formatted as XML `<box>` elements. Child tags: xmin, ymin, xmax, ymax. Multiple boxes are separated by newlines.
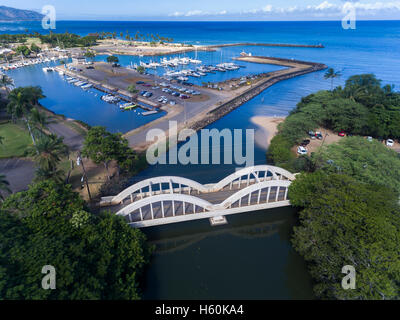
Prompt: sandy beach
<box><xmin>250</xmin><ymin>116</ymin><xmax>285</xmax><ymax>150</ymax></box>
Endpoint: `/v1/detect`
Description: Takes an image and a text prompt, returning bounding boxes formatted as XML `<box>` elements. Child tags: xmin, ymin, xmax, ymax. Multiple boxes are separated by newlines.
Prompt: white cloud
<box><xmin>168</xmin><ymin>1</ymin><xmax>400</xmax><ymax>19</ymax></box>
<box><xmin>315</xmin><ymin>1</ymin><xmax>337</xmax><ymax>10</ymax></box>
<box><xmin>169</xmin><ymin>11</ymin><xmax>184</xmax><ymax>17</ymax></box>
<box><xmin>262</xmin><ymin>5</ymin><xmax>272</xmax><ymax>12</ymax></box>
<box><xmin>185</xmin><ymin>10</ymin><xmax>204</xmax><ymax>17</ymax></box>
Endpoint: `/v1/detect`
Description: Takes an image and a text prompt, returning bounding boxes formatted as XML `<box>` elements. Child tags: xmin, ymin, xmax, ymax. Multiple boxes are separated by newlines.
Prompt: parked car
<box><xmin>386</xmin><ymin>139</ymin><xmax>394</xmax><ymax>147</ymax></box>
<box><xmin>367</xmin><ymin>136</ymin><xmax>373</xmax><ymax>142</ymax></box>
<box><xmin>140</xmin><ymin>90</ymin><xmax>147</xmax><ymax>96</ymax></box>
<box><xmin>338</xmin><ymin>131</ymin><xmax>346</xmax><ymax>137</ymax></box>
<box><xmin>297</xmin><ymin>146</ymin><xmax>308</xmax><ymax>155</ymax></box>
<box><xmin>136</xmin><ymin>81</ymin><xmax>145</xmax><ymax>85</ymax></box>
<box><xmin>301</xmin><ymin>139</ymin><xmax>311</xmax><ymax>146</ymax></box>
<box><xmin>316</xmin><ymin>133</ymin><xmax>323</xmax><ymax>140</ymax></box>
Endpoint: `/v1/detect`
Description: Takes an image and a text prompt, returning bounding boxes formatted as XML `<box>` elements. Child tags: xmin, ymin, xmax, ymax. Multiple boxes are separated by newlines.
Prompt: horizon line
<box><xmin>7</xmin><ymin>18</ymin><xmax>400</xmax><ymax>22</ymax></box>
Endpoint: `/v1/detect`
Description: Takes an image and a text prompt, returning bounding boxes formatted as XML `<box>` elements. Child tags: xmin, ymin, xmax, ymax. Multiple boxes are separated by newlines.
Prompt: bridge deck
<box><xmin>125</xmin><ymin>186</ymin><xmax>286</xmax><ymax>223</ymax></box>
<box><xmin>101</xmin><ymin>165</ymin><xmax>295</xmax><ymax>228</ymax></box>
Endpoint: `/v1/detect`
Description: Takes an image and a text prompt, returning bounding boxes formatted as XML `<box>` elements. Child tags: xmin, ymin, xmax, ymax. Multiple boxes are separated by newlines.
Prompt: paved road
<box><xmin>0</xmin><ymin>158</ymin><xmax>35</xmax><ymax>194</ymax></box>
<box><xmin>47</xmin><ymin>120</ymin><xmax>84</xmax><ymax>152</ymax></box>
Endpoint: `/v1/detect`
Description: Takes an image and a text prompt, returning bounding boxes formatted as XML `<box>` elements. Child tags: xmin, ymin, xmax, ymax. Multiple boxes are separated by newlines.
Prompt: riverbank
<box><xmin>251</xmin><ymin>116</ymin><xmax>285</xmax><ymax>150</ymax></box>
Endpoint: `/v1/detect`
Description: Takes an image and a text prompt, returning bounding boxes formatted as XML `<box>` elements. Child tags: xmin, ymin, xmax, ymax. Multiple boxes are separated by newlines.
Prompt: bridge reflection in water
<box><xmin>100</xmin><ymin>165</ymin><xmax>296</xmax><ymax>228</ymax></box>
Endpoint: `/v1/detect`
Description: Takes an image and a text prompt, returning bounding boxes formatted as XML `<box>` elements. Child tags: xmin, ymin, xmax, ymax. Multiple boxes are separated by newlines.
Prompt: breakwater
<box><xmin>208</xmin><ymin>43</ymin><xmax>324</xmax><ymax>49</ymax></box>
<box><xmin>189</xmin><ymin>58</ymin><xmax>327</xmax><ymax>132</ymax></box>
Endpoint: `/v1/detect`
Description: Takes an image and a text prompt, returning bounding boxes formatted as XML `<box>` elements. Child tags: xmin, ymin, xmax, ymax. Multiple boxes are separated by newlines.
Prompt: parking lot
<box><xmin>135</xmin><ymin>79</ymin><xmax>209</xmax><ymax>107</ymax></box>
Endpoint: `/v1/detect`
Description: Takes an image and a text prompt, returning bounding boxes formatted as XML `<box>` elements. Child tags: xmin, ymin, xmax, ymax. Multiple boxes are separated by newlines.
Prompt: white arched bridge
<box><xmin>100</xmin><ymin>166</ymin><xmax>296</xmax><ymax>228</ymax></box>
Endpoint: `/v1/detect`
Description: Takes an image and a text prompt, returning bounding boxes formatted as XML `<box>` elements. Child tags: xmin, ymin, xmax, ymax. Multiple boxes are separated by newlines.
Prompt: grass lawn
<box><xmin>0</xmin><ymin>122</ymin><xmax>32</xmax><ymax>158</ymax></box>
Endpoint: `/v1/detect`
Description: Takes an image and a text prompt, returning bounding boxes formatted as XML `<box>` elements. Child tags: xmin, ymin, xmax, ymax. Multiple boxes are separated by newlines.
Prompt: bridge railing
<box><xmin>101</xmin><ymin>165</ymin><xmax>295</xmax><ymax>207</ymax></box>
<box><xmin>117</xmin><ymin>180</ymin><xmax>292</xmax><ymax>226</ymax></box>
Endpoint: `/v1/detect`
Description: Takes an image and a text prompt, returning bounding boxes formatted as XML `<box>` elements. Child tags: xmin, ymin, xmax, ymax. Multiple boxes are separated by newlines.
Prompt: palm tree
<box><xmin>7</xmin><ymin>88</ymin><xmax>36</xmax><ymax>146</ymax></box>
<box><xmin>30</xmin><ymin>134</ymin><xmax>68</xmax><ymax>173</ymax></box>
<box><xmin>324</xmin><ymin>68</ymin><xmax>341</xmax><ymax>90</ymax></box>
<box><xmin>30</xmin><ymin>108</ymin><xmax>49</xmax><ymax>137</ymax></box>
<box><xmin>0</xmin><ymin>74</ymin><xmax>14</xmax><ymax>94</ymax></box>
<box><xmin>34</xmin><ymin>167</ymin><xmax>66</xmax><ymax>184</ymax></box>
<box><xmin>0</xmin><ymin>174</ymin><xmax>11</xmax><ymax>201</ymax></box>
<box><xmin>23</xmin><ymin>86</ymin><xmax>45</xmax><ymax>105</ymax></box>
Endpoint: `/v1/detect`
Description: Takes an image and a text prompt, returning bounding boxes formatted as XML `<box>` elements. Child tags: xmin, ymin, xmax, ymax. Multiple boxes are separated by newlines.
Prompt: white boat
<box><xmin>42</xmin><ymin>67</ymin><xmax>54</xmax><ymax>72</ymax></box>
<box><xmin>142</xmin><ymin>110</ymin><xmax>158</xmax><ymax>116</ymax></box>
<box><xmin>81</xmin><ymin>83</ymin><xmax>93</xmax><ymax>89</ymax></box>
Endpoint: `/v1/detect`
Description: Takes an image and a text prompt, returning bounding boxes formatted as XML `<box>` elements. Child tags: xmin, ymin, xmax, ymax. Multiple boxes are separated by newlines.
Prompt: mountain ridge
<box><xmin>0</xmin><ymin>6</ymin><xmax>44</xmax><ymax>21</ymax></box>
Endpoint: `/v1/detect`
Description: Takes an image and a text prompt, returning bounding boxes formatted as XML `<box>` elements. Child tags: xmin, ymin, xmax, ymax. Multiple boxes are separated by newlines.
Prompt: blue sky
<box><xmin>5</xmin><ymin>0</ymin><xmax>400</xmax><ymax>20</ymax></box>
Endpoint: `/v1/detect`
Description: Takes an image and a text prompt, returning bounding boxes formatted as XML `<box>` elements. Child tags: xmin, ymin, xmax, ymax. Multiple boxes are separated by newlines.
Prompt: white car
<box><xmin>386</xmin><ymin>139</ymin><xmax>394</xmax><ymax>147</ymax></box>
<box><xmin>297</xmin><ymin>146</ymin><xmax>308</xmax><ymax>155</ymax></box>
<box><xmin>367</xmin><ymin>136</ymin><xmax>373</xmax><ymax>142</ymax></box>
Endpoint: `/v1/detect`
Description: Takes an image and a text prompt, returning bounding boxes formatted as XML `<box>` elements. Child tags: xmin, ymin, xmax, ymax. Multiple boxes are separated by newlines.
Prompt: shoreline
<box><xmin>60</xmin><ymin>55</ymin><xmax>326</xmax><ymax>151</ymax></box>
<box><xmin>251</xmin><ymin>116</ymin><xmax>286</xmax><ymax>150</ymax></box>
<box><xmin>90</xmin><ymin>40</ymin><xmax>324</xmax><ymax>57</ymax></box>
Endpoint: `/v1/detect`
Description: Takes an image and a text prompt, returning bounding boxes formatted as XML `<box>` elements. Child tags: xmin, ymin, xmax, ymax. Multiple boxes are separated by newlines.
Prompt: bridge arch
<box><xmin>116</xmin><ymin>193</ymin><xmax>214</xmax><ymax>223</ymax></box>
<box><xmin>212</xmin><ymin>165</ymin><xmax>295</xmax><ymax>192</ymax></box>
<box><xmin>109</xmin><ymin>176</ymin><xmax>209</xmax><ymax>205</ymax></box>
<box><xmin>219</xmin><ymin>180</ymin><xmax>291</xmax><ymax>209</ymax></box>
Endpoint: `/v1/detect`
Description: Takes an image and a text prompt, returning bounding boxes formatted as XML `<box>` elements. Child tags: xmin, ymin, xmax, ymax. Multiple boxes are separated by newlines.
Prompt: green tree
<box><xmin>0</xmin><ymin>180</ymin><xmax>152</xmax><ymax>299</ymax></box>
<box><xmin>84</xmin><ymin>49</ymin><xmax>96</xmax><ymax>62</ymax></box>
<box><xmin>29</xmin><ymin>134</ymin><xmax>68</xmax><ymax>182</ymax></box>
<box><xmin>30</xmin><ymin>108</ymin><xmax>49</xmax><ymax>136</ymax></box>
<box><xmin>290</xmin><ymin>172</ymin><xmax>400</xmax><ymax>299</ymax></box>
<box><xmin>0</xmin><ymin>174</ymin><xmax>11</xmax><ymax>201</ymax></box>
<box><xmin>127</xmin><ymin>84</ymin><xmax>138</xmax><ymax>94</ymax></box>
<box><xmin>136</xmin><ymin>65</ymin><xmax>145</xmax><ymax>74</ymax></box>
<box><xmin>319</xmin><ymin>136</ymin><xmax>400</xmax><ymax>194</ymax></box>
<box><xmin>324</xmin><ymin>67</ymin><xmax>341</xmax><ymax>90</ymax></box>
<box><xmin>30</xmin><ymin>43</ymin><xmax>41</xmax><ymax>54</ymax></box>
<box><xmin>0</xmin><ymin>74</ymin><xmax>14</xmax><ymax>94</ymax></box>
<box><xmin>82</xmin><ymin>127</ymin><xmax>137</xmax><ymax>180</ymax></box>
<box><xmin>7</xmin><ymin>88</ymin><xmax>36</xmax><ymax>146</ymax></box>
<box><xmin>15</xmin><ymin>45</ymin><xmax>31</xmax><ymax>57</ymax></box>
<box><xmin>106</xmin><ymin>55</ymin><xmax>119</xmax><ymax>65</ymax></box>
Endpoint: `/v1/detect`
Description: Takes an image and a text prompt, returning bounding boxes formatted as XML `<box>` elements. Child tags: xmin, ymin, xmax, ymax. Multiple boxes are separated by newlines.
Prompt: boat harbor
<box><xmin>54</xmin><ymin>66</ymin><xmax>159</xmax><ymax>114</ymax></box>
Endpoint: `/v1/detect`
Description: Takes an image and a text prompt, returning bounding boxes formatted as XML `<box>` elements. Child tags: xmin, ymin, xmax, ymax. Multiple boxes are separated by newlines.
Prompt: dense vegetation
<box><xmin>38</xmin><ymin>32</ymin><xmax>99</xmax><ymax>48</ymax></box>
<box><xmin>82</xmin><ymin>126</ymin><xmax>145</xmax><ymax>180</ymax></box>
<box><xmin>268</xmin><ymin>74</ymin><xmax>400</xmax><ymax>170</ymax></box>
<box><xmin>0</xmin><ymin>33</ymin><xmax>28</xmax><ymax>44</ymax></box>
<box><xmin>270</xmin><ymin>73</ymin><xmax>400</xmax><ymax>299</ymax></box>
<box><xmin>290</xmin><ymin>171</ymin><xmax>400</xmax><ymax>299</ymax></box>
<box><xmin>0</xmin><ymin>180</ymin><xmax>152</xmax><ymax>299</ymax></box>
<box><xmin>1</xmin><ymin>85</ymin><xmax>153</xmax><ymax>299</ymax></box>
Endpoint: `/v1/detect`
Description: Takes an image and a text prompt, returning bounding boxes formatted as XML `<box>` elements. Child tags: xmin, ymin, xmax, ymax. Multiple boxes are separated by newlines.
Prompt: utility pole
<box><xmin>184</xmin><ymin>99</ymin><xmax>187</xmax><ymax>127</ymax></box>
<box><xmin>77</xmin><ymin>151</ymin><xmax>92</xmax><ymax>201</ymax></box>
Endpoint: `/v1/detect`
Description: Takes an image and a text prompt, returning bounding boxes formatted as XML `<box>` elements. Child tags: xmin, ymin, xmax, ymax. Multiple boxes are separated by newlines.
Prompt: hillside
<box><xmin>0</xmin><ymin>6</ymin><xmax>43</xmax><ymax>21</ymax></box>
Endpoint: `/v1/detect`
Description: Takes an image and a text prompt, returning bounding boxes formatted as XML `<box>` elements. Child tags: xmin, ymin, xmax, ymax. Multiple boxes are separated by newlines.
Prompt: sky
<box><xmin>4</xmin><ymin>0</ymin><xmax>400</xmax><ymax>20</ymax></box>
